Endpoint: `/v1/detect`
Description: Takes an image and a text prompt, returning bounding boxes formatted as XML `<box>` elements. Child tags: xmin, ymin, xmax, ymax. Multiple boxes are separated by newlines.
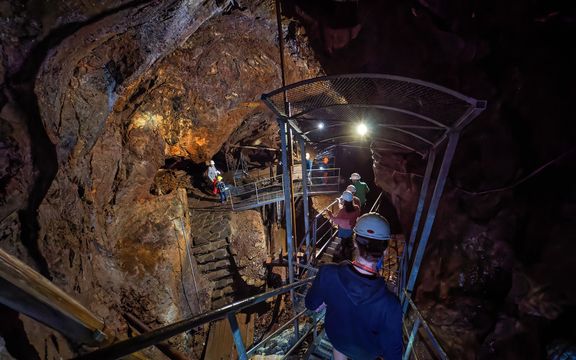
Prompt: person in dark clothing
<box><xmin>328</xmin><ymin>190</ymin><xmax>360</xmax><ymax>262</ymax></box>
<box><xmin>305</xmin><ymin>213</ymin><xmax>403</xmax><ymax>360</ymax></box>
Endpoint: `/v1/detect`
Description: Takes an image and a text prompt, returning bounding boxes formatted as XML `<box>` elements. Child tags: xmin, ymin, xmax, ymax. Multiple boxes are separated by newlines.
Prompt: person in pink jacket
<box><xmin>327</xmin><ymin>191</ymin><xmax>360</xmax><ymax>261</ymax></box>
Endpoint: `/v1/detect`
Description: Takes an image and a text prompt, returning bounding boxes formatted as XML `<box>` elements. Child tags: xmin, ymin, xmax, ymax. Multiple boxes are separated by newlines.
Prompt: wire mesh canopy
<box><xmin>261</xmin><ymin>74</ymin><xmax>487</xmax><ymax>156</ymax></box>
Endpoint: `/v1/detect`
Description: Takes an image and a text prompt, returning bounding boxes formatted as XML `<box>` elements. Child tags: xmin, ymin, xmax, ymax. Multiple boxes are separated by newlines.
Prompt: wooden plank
<box><xmin>0</xmin><ymin>248</ymin><xmax>106</xmax><ymax>345</ymax></box>
<box><xmin>204</xmin><ymin>313</ymin><xmax>254</xmax><ymax>359</ymax></box>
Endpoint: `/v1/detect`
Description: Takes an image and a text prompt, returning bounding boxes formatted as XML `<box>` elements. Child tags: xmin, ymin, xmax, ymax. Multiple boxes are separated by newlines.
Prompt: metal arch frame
<box><xmin>261</xmin><ymin>73</ymin><xmax>481</xmax><ymax>110</ymax></box>
<box><xmin>303</xmin><ymin>122</ymin><xmax>437</xmax><ymax>147</ymax></box>
<box><xmin>316</xmin><ymin>134</ymin><xmax>426</xmax><ymax>156</ymax></box>
<box><xmin>304</xmin><ymin>121</ymin><xmax>445</xmax><ymax>131</ymax></box>
<box><xmin>263</xmin><ymin>74</ymin><xmax>487</xmax><ymax>355</ymax></box>
<box><xmin>376</xmin><ymin>125</ymin><xmax>435</xmax><ymax>146</ymax></box>
<box><xmin>292</xmin><ymin>103</ymin><xmax>450</xmax><ymax>129</ymax></box>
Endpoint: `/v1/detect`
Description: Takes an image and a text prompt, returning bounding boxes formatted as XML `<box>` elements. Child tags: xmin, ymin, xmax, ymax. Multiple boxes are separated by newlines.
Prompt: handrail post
<box><xmin>278</xmin><ymin>118</ymin><xmax>298</xmax><ymax>339</ymax></box>
<box><xmin>403</xmin><ymin>132</ymin><xmax>460</xmax><ymax>314</ymax></box>
<box><xmin>402</xmin><ymin>149</ymin><xmax>436</xmax><ymax>299</ymax></box>
<box><xmin>255</xmin><ymin>181</ymin><xmax>260</xmax><ymax>205</ymax></box>
<box><xmin>403</xmin><ymin>318</ymin><xmax>422</xmax><ymax>360</ymax></box>
<box><xmin>312</xmin><ymin>216</ymin><xmax>318</xmax><ymax>263</ymax></box>
<box><xmin>229</xmin><ymin>188</ymin><xmax>235</xmax><ymax>210</ymax></box>
<box><xmin>299</xmin><ymin>139</ymin><xmax>311</xmax><ymax>264</ymax></box>
<box><xmin>228</xmin><ymin>313</ymin><xmax>248</xmax><ymax>360</ymax></box>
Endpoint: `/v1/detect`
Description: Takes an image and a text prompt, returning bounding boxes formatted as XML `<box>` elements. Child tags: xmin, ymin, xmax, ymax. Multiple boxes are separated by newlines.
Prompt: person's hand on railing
<box><xmin>306</xmin><ymin>304</ymin><xmax>326</xmax><ymax>324</ymax></box>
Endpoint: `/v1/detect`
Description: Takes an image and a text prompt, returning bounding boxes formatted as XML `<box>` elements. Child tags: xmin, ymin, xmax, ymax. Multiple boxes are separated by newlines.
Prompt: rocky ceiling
<box><xmin>1</xmin><ymin>0</ymin><xmax>576</xmax><ymax>359</ymax></box>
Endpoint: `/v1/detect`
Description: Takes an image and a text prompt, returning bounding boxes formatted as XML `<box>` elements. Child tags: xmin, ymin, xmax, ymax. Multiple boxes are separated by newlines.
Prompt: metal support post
<box><xmin>401</xmin><ymin>150</ymin><xmax>436</xmax><ymax>297</ymax></box>
<box><xmin>403</xmin><ymin>318</ymin><xmax>422</xmax><ymax>360</ymax></box>
<box><xmin>311</xmin><ymin>217</ymin><xmax>318</xmax><ymax>263</ymax></box>
<box><xmin>299</xmin><ymin>139</ymin><xmax>311</xmax><ymax>263</ymax></box>
<box><xmin>406</xmin><ymin>149</ymin><xmax>436</xmax><ymax>260</ymax></box>
<box><xmin>228</xmin><ymin>189</ymin><xmax>235</xmax><ymax>210</ymax></box>
<box><xmin>278</xmin><ymin>119</ymin><xmax>298</xmax><ymax>339</ymax></box>
<box><xmin>228</xmin><ymin>313</ymin><xmax>248</xmax><ymax>360</ymax></box>
<box><xmin>403</xmin><ymin>132</ymin><xmax>460</xmax><ymax>314</ymax></box>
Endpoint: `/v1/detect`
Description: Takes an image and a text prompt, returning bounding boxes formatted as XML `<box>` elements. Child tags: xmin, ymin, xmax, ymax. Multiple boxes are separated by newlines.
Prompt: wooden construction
<box><xmin>0</xmin><ymin>248</ymin><xmax>106</xmax><ymax>346</ymax></box>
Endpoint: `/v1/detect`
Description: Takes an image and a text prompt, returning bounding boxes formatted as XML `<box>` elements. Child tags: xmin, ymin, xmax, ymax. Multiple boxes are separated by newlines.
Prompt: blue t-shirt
<box><xmin>305</xmin><ymin>262</ymin><xmax>402</xmax><ymax>360</ymax></box>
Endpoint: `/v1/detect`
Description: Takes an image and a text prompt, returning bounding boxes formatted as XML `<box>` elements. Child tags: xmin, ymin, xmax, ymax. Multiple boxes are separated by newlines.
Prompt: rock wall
<box><xmin>1</xmin><ymin>0</ymin><xmax>321</xmax><ymax>357</ymax></box>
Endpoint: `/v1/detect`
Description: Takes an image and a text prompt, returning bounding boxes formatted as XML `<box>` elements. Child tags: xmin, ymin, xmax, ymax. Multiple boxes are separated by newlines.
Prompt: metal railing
<box><xmin>308</xmin><ymin>199</ymin><xmax>340</xmax><ymax>264</ymax></box>
<box><xmin>402</xmin><ymin>291</ymin><xmax>448</xmax><ymax>360</ymax></box>
<box><xmin>76</xmin><ymin>278</ymin><xmax>315</xmax><ymax>360</ymax></box>
<box><xmin>227</xmin><ymin>168</ymin><xmax>340</xmax><ymax>210</ymax></box>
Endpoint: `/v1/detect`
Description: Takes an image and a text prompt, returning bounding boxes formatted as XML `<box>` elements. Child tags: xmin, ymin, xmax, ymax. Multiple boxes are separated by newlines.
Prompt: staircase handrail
<box><xmin>76</xmin><ymin>277</ymin><xmax>315</xmax><ymax>360</ymax></box>
<box><xmin>402</xmin><ymin>290</ymin><xmax>448</xmax><ymax>360</ymax></box>
<box><xmin>369</xmin><ymin>191</ymin><xmax>384</xmax><ymax>213</ymax></box>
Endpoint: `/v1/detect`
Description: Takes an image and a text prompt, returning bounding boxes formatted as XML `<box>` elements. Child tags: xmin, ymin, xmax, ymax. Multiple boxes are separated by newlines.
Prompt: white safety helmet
<box><xmin>340</xmin><ymin>190</ymin><xmax>353</xmax><ymax>202</ymax></box>
<box><xmin>346</xmin><ymin>184</ymin><xmax>357</xmax><ymax>194</ymax></box>
<box><xmin>353</xmin><ymin>212</ymin><xmax>391</xmax><ymax>241</ymax></box>
<box><xmin>350</xmin><ymin>172</ymin><xmax>361</xmax><ymax>181</ymax></box>
<box><xmin>210</xmin><ymin>160</ymin><xmax>215</xmax><ymax>165</ymax></box>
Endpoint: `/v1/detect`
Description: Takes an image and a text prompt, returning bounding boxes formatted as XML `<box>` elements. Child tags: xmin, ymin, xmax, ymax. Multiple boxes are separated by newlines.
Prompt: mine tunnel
<box><xmin>1</xmin><ymin>0</ymin><xmax>575</xmax><ymax>359</ymax></box>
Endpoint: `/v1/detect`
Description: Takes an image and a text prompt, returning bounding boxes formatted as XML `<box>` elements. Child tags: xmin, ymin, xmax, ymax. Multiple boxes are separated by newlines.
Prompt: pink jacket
<box><xmin>330</xmin><ymin>206</ymin><xmax>360</xmax><ymax>229</ymax></box>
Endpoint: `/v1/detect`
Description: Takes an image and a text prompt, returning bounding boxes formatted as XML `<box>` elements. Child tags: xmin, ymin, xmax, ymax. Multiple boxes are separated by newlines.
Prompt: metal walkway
<box><xmin>190</xmin><ymin>168</ymin><xmax>341</xmax><ymax>211</ymax></box>
<box><xmin>228</xmin><ymin>168</ymin><xmax>340</xmax><ymax>211</ymax></box>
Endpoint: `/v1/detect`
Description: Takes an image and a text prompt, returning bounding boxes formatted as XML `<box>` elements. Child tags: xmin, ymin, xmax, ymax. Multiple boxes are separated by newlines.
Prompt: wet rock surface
<box><xmin>189</xmin><ymin>208</ymin><xmax>268</xmax><ymax>310</ymax></box>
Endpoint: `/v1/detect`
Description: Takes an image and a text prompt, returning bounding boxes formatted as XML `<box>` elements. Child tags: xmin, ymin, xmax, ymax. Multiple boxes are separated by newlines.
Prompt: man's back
<box><xmin>305</xmin><ymin>262</ymin><xmax>402</xmax><ymax>360</ymax></box>
<box><xmin>354</xmin><ymin>181</ymin><xmax>369</xmax><ymax>206</ymax></box>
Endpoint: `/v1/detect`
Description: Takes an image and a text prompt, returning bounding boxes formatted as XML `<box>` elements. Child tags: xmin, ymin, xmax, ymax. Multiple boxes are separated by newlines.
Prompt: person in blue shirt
<box><xmin>215</xmin><ymin>175</ymin><xmax>227</xmax><ymax>204</ymax></box>
<box><xmin>305</xmin><ymin>213</ymin><xmax>402</xmax><ymax>360</ymax></box>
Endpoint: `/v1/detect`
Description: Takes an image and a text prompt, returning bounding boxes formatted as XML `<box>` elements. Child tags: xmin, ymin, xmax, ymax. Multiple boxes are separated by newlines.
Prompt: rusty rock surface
<box><xmin>1</xmin><ymin>0</ymin><xmax>322</xmax><ymax>357</ymax></box>
<box><xmin>230</xmin><ymin>210</ymin><xmax>268</xmax><ymax>284</ymax></box>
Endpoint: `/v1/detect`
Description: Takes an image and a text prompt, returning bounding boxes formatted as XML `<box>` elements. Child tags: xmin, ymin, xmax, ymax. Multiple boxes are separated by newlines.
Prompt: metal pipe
<box><xmin>312</xmin><ymin>217</ymin><xmax>318</xmax><ymax>263</ymax></box>
<box><xmin>75</xmin><ymin>278</ymin><xmax>314</xmax><ymax>360</ymax></box>
<box><xmin>246</xmin><ymin>309</ymin><xmax>307</xmax><ymax>357</ymax></box>
<box><xmin>369</xmin><ymin>191</ymin><xmax>384</xmax><ymax>213</ymax></box>
<box><xmin>300</xmin><ymin>139</ymin><xmax>311</xmax><ymax>263</ymax></box>
<box><xmin>123</xmin><ymin>313</ymin><xmax>188</xmax><ymax>360</ymax></box>
<box><xmin>403</xmin><ymin>318</ymin><xmax>422</xmax><ymax>360</ymax></box>
<box><xmin>404</xmin><ymin>293</ymin><xmax>448</xmax><ymax>359</ymax></box>
<box><xmin>277</xmin><ymin>119</ymin><xmax>298</xmax><ymax>340</ymax></box>
<box><xmin>406</xmin><ymin>150</ymin><xmax>436</xmax><ymax>259</ymax></box>
<box><xmin>282</xmin><ymin>322</ymin><xmax>314</xmax><ymax>359</ymax></box>
<box><xmin>402</xmin><ymin>150</ymin><xmax>436</xmax><ymax>297</ymax></box>
<box><xmin>228</xmin><ymin>313</ymin><xmax>248</xmax><ymax>360</ymax></box>
<box><xmin>404</xmin><ymin>132</ymin><xmax>460</xmax><ymax>314</ymax></box>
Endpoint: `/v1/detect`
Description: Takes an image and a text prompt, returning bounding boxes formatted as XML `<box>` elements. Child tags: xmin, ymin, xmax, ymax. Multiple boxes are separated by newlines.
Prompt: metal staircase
<box><xmin>227</xmin><ymin>168</ymin><xmax>341</xmax><ymax>211</ymax></box>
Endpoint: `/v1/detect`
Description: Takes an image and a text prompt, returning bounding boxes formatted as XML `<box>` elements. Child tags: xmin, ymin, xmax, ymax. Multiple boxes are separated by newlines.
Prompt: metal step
<box><xmin>304</xmin><ymin>329</ymin><xmax>333</xmax><ymax>360</ymax></box>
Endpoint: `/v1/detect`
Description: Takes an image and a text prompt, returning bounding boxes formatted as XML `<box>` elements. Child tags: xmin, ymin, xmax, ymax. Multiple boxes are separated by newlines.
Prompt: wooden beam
<box><xmin>0</xmin><ymin>248</ymin><xmax>106</xmax><ymax>346</ymax></box>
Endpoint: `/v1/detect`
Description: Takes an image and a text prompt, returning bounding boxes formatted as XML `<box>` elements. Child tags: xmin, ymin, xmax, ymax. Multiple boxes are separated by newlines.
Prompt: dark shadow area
<box><xmin>0</xmin><ymin>304</ymin><xmax>40</xmax><ymax>360</ymax></box>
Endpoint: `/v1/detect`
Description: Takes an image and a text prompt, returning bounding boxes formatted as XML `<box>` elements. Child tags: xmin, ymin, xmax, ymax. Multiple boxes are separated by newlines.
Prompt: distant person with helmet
<box><xmin>343</xmin><ymin>184</ymin><xmax>361</xmax><ymax>209</ymax></box>
<box><xmin>327</xmin><ymin>190</ymin><xmax>360</xmax><ymax>261</ymax></box>
<box><xmin>215</xmin><ymin>175</ymin><xmax>227</xmax><ymax>204</ymax></box>
<box><xmin>207</xmin><ymin>160</ymin><xmax>221</xmax><ymax>183</ymax></box>
<box><xmin>350</xmin><ymin>172</ymin><xmax>369</xmax><ymax>208</ymax></box>
<box><xmin>206</xmin><ymin>159</ymin><xmax>221</xmax><ymax>193</ymax></box>
<box><xmin>305</xmin><ymin>213</ymin><xmax>402</xmax><ymax>360</ymax></box>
